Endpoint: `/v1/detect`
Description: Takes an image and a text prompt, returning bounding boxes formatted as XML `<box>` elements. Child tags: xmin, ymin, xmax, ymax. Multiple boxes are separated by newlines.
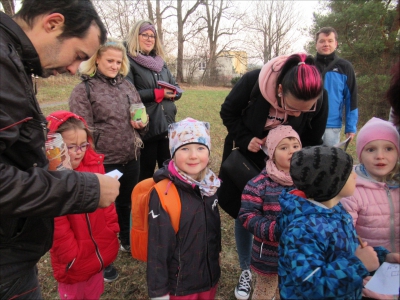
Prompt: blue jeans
<box><xmin>322</xmin><ymin>128</ymin><xmax>341</xmax><ymax>146</ymax></box>
<box><xmin>235</xmin><ymin>218</ymin><xmax>253</xmax><ymax>270</ymax></box>
<box><xmin>0</xmin><ymin>267</ymin><xmax>42</xmax><ymax>299</ymax></box>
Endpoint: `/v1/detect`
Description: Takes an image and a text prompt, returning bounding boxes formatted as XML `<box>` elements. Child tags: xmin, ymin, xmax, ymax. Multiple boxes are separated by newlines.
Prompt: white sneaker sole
<box><xmin>104</xmin><ymin>274</ymin><xmax>119</xmax><ymax>283</ymax></box>
<box><xmin>234</xmin><ymin>287</ymin><xmax>250</xmax><ymax>300</ymax></box>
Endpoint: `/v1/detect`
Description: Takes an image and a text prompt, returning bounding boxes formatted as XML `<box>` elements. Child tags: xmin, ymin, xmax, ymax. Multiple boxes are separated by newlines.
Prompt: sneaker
<box><xmin>104</xmin><ymin>264</ymin><xmax>118</xmax><ymax>283</ymax></box>
<box><xmin>120</xmin><ymin>243</ymin><xmax>130</xmax><ymax>252</ymax></box>
<box><xmin>234</xmin><ymin>269</ymin><xmax>252</xmax><ymax>300</ymax></box>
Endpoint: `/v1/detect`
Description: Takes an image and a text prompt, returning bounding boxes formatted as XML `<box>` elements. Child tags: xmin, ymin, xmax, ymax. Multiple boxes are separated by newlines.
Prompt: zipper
<box><xmin>176</xmin><ymin>242</ymin><xmax>181</xmax><ymax>290</ymax></box>
<box><xmin>86</xmin><ymin>213</ymin><xmax>104</xmax><ymax>271</ymax></box>
<box><xmin>385</xmin><ymin>187</ymin><xmax>396</xmax><ymax>252</ymax></box>
<box><xmin>203</xmin><ymin>195</ymin><xmax>213</xmax><ymax>283</ymax></box>
<box><xmin>260</xmin><ymin>243</ymin><xmax>264</xmax><ymax>258</ymax></box>
<box><xmin>0</xmin><ymin>117</ymin><xmax>33</xmax><ymax>132</ymax></box>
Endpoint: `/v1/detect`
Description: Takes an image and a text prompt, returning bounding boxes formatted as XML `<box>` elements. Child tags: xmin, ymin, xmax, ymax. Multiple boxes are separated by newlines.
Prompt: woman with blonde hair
<box><xmin>69</xmin><ymin>39</ymin><xmax>148</xmax><ymax>280</ymax></box>
<box><xmin>126</xmin><ymin>19</ymin><xmax>182</xmax><ymax>181</ymax></box>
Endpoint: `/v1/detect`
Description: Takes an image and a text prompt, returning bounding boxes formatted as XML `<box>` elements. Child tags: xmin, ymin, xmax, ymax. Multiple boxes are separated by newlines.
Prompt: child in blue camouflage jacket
<box><xmin>276</xmin><ymin>146</ymin><xmax>396</xmax><ymax>300</ymax></box>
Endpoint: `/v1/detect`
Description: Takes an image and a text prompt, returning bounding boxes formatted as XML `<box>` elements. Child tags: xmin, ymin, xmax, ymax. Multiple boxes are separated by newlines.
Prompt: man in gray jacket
<box><xmin>0</xmin><ymin>1</ymin><xmax>119</xmax><ymax>298</ymax></box>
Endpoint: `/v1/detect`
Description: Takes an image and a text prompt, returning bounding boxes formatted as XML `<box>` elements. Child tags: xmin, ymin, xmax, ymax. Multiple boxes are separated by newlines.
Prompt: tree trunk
<box><xmin>176</xmin><ymin>0</ymin><xmax>184</xmax><ymax>82</ymax></box>
<box><xmin>1</xmin><ymin>0</ymin><xmax>15</xmax><ymax>16</ymax></box>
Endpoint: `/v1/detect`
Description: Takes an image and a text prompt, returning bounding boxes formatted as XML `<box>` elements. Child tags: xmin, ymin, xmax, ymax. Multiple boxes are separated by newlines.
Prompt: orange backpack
<box><xmin>130</xmin><ymin>178</ymin><xmax>181</xmax><ymax>261</ymax></box>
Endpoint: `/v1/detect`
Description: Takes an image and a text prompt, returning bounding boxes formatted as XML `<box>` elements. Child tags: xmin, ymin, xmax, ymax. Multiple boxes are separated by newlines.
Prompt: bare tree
<box><xmin>0</xmin><ymin>0</ymin><xmax>15</xmax><ymax>16</ymax></box>
<box><xmin>175</xmin><ymin>0</ymin><xmax>202</xmax><ymax>82</ymax></box>
<box><xmin>200</xmin><ymin>0</ymin><xmax>245</xmax><ymax>86</ymax></box>
<box><xmin>94</xmin><ymin>0</ymin><xmax>147</xmax><ymax>39</ymax></box>
<box><xmin>245</xmin><ymin>0</ymin><xmax>302</xmax><ymax>64</ymax></box>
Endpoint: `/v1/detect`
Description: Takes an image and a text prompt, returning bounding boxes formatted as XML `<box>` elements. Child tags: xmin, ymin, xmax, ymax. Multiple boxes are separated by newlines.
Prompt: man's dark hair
<box><xmin>15</xmin><ymin>0</ymin><xmax>107</xmax><ymax>44</ymax></box>
<box><xmin>315</xmin><ymin>27</ymin><xmax>338</xmax><ymax>43</ymax></box>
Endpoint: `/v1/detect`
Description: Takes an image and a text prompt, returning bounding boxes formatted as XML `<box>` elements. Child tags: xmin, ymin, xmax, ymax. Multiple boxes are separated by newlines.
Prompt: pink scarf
<box><xmin>266</xmin><ymin>159</ymin><xmax>293</xmax><ymax>186</ymax></box>
<box><xmin>258</xmin><ymin>55</ymin><xmax>290</xmax><ymax>129</ymax></box>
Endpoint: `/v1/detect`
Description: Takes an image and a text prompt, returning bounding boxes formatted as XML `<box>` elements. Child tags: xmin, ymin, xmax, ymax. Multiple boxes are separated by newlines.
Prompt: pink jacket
<box><xmin>341</xmin><ymin>164</ymin><xmax>399</xmax><ymax>299</ymax></box>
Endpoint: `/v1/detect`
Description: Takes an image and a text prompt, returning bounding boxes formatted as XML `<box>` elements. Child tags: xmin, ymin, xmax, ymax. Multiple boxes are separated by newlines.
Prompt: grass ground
<box><xmin>36</xmin><ymin>75</ymin><xmax>357</xmax><ymax>299</ymax></box>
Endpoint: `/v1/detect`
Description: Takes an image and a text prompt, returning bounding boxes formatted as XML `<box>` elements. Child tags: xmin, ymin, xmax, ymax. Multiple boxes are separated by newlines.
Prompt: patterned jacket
<box><xmin>238</xmin><ymin>168</ymin><xmax>295</xmax><ymax>275</ymax></box>
<box><xmin>147</xmin><ymin>161</ymin><xmax>221</xmax><ymax>297</ymax></box>
<box><xmin>69</xmin><ymin>72</ymin><xmax>147</xmax><ymax>165</ymax></box>
<box><xmin>276</xmin><ymin>190</ymin><xmax>389</xmax><ymax>300</ymax></box>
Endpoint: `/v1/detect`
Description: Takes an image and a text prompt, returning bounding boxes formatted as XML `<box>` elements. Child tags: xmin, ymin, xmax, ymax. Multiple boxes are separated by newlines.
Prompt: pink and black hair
<box><xmin>277</xmin><ymin>53</ymin><xmax>323</xmax><ymax>101</ymax></box>
<box><xmin>386</xmin><ymin>61</ymin><xmax>400</xmax><ymax>126</ymax></box>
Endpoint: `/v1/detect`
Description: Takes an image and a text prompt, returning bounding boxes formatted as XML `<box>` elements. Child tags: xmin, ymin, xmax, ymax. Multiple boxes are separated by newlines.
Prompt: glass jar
<box><xmin>45</xmin><ymin>133</ymin><xmax>72</xmax><ymax>171</ymax></box>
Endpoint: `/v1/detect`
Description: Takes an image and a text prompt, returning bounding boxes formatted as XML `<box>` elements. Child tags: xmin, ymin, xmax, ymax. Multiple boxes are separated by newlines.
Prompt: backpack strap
<box><xmin>154</xmin><ymin>179</ymin><xmax>181</xmax><ymax>233</ymax></box>
<box><xmin>84</xmin><ymin>80</ymin><xmax>91</xmax><ymax>100</ymax></box>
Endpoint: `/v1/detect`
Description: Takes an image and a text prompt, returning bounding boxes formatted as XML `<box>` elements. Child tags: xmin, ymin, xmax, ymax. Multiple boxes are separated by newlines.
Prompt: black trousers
<box><xmin>0</xmin><ymin>267</ymin><xmax>42</xmax><ymax>300</ymax></box>
<box><xmin>105</xmin><ymin>158</ymin><xmax>140</xmax><ymax>245</ymax></box>
<box><xmin>139</xmin><ymin>136</ymin><xmax>170</xmax><ymax>181</ymax></box>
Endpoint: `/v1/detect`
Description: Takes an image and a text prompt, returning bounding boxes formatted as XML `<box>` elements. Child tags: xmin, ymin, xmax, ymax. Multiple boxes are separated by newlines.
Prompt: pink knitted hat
<box><xmin>266</xmin><ymin>125</ymin><xmax>301</xmax><ymax>159</ymax></box>
<box><xmin>356</xmin><ymin>117</ymin><xmax>400</xmax><ymax>160</ymax></box>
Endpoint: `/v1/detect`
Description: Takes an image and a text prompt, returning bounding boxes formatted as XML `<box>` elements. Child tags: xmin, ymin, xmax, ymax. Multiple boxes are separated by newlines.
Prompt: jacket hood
<box><xmin>46</xmin><ymin>110</ymin><xmax>89</xmax><ymax>133</ymax></box>
<box><xmin>354</xmin><ymin>164</ymin><xmax>399</xmax><ymax>189</ymax></box>
<box><xmin>46</xmin><ymin>110</ymin><xmax>103</xmax><ymax>169</ymax></box>
<box><xmin>278</xmin><ymin>189</ymin><xmax>344</xmax><ymax>231</ymax></box>
<box><xmin>258</xmin><ymin>55</ymin><xmax>288</xmax><ymax>109</ymax></box>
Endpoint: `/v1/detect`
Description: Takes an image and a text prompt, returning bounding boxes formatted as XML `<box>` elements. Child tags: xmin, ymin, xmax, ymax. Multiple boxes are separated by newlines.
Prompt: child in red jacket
<box><xmin>47</xmin><ymin>110</ymin><xmax>120</xmax><ymax>299</ymax></box>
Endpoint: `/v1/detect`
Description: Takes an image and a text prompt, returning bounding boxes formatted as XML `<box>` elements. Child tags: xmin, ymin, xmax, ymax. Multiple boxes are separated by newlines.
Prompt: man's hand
<box><xmin>346</xmin><ymin>132</ymin><xmax>356</xmax><ymax>142</ymax></box>
<box><xmin>95</xmin><ymin>174</ymin><xmax>120</xmax><ymax>208</ymax></box>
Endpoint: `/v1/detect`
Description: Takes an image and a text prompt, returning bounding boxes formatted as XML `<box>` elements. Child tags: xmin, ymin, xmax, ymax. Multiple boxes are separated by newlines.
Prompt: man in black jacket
<box><xmin>0</xmin><ymin>1</ymin><xmax>120</xmax><ymax>298</ymax></box>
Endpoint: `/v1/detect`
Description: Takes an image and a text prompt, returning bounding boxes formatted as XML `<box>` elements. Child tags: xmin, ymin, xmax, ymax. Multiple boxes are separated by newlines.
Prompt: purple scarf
<box><xmin>128</xmin><ymin>52</ymin><xmax>164</xmax><ymax>73</ymax></box>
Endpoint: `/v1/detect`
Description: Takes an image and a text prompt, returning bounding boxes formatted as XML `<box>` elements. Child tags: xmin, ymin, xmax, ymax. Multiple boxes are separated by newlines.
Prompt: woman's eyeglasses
<box><xmin>140</xmin><ymin>33</ymin><xmax>156</xmax><ymax>41</ymax></box>
<box><xmin>67</xmin><ymin>143</ymin><xmax>90</xmax><ymax>153</ymax></box>
<box><xmin>280</xmin><ymin>95</ymin><xmax>317</xmax><ymax>113</ymax></box>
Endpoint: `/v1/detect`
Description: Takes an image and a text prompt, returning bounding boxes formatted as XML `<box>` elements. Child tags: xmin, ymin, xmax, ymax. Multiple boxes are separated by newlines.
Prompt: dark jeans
<box><xmin>0</xmin><ymin>267</ymin><xmax>42</xmax><ymax>300</ymax></box>
<box><xmin>105</xmin><ymin>158</ymin><xmax>140</xmax><ymax>246</ymax></box>
<box><xmin>139</xmin><ymin>136</ymin><xmax>170</xmax><ymax>181</ymax></box>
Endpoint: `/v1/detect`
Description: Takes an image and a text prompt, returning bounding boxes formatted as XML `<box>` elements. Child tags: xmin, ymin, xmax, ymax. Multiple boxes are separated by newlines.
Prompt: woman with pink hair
<box><xmin>219</xmin><ymin>53</ymin><xmax>328</xmax><ymax>299</ymax></box>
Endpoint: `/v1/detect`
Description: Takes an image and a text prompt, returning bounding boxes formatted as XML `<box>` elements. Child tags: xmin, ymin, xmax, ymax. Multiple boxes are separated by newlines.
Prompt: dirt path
<box><xmin>39</xmin><ymin>101</ymin><xmax>68</xmax><ymax>108</ymax></box>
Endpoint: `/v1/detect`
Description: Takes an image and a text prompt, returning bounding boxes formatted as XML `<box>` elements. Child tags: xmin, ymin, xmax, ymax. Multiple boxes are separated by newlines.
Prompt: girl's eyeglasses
<box><xmin>280</xmin><ymin>95</ymin><xmax>317</xmax><ymax>113</ymax></box>
<box><xmin>67</xmin><ymin>143</ymin><xmax>90</xmax><ymax>153</ymax></box>
<box><xmin>140</xmin><ymin>33</ymin><xmax>156</xmax><ymax>41</ymax></box>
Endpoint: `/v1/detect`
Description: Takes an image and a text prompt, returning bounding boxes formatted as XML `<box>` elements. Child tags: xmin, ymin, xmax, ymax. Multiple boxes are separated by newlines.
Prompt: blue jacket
<box><xmin>315</xmin><ymin>52</ymin><xmax>358</xmax><ymax>133</ymax></box>
<box><xmin>276</xmin><ymin>190</ymin><xmax>388</xmax><ymax>300</ymax></box>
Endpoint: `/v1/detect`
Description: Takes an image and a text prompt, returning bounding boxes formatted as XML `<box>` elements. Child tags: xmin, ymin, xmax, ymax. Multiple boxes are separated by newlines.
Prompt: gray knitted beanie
<box><xmin>290</xmin><ymin>146</ymin><xmax>353</xmax><ymax>202</ymax></box>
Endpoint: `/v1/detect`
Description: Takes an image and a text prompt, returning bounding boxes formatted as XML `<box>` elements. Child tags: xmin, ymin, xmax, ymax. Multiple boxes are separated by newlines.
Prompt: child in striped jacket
<box><xmin>238</xmin><ymin>125</ymin><xmax>301</xmax><ymax>299</ymax></box>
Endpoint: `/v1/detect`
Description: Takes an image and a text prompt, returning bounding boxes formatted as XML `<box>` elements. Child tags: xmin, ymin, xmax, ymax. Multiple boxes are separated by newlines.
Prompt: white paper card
<box><xmin>333</xmin><ymin>136</ymin><xmax>351</xmax><ymax>151</ymax></box>
<box><xmin>105</xmin><ymin>169</ymin><xmax>123</xmax><ymax>180</ymax></box>
<box><xmin>365</xmin><ymin>262</ymin><xmax>399</xmax><ymax>295</ymax></box>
